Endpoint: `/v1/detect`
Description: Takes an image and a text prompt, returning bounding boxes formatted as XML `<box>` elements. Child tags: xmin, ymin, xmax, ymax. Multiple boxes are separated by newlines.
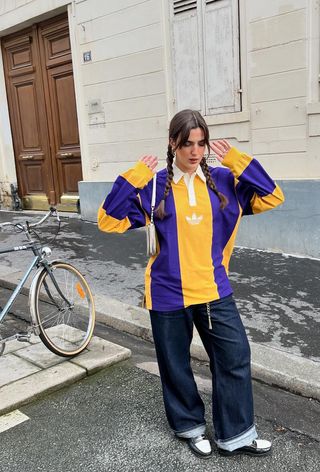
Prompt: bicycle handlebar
<box><xmin>0</xmin><ymin>207</ymin><xmax>60</xmax><ymax>232</ymax></box>
<box><xmin>28</xmin><ymin>207</ymin><xmax>60</xmax><ymax>228</ymax></box>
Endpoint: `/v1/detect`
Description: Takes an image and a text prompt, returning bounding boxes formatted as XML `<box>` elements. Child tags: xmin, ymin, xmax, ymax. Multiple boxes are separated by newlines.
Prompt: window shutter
<box><xmin>203</xmin><ymin>0</ymin><xmax>241</xmax><ymax>114</ymax></box>
<box><xmin>172</xmin><ymin>1</ymin><xmax>202</xmax><ymax>111</ymax></box>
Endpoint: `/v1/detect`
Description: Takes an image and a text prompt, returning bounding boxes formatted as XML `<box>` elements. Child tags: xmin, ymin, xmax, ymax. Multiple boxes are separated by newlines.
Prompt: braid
<box><xmin>164</xmin><ymin>146</ymin><xmax>174</xmax><ymax>199</ymax></box>
<box><xmin>200</xmin><ymin>159</ymin><xmax>228</xmax><ymax>209</ymax></box>
<box><xmin>155</xmin><ymin>145</ymin><xmax>174</xmax><ymax>219</ymax></box>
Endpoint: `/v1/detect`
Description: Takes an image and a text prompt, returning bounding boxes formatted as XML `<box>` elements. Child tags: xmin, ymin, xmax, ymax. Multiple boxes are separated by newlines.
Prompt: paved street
<box><xmin>1</xmin><ymin>321</ymin><xmax>320</xmax><ymax>472</ymax></box>
<box><xmin>0</xmin><ymin>210</ymin><xmax>319</xmax><ymax>471</ymax></box>
<box><xmin>0</xmin><ymin>210</ymin><xmax>319</xmax><ymax>361</ymax></box>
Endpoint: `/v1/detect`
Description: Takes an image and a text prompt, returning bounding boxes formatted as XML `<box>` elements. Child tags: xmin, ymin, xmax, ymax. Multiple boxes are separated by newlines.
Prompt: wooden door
<box><xmin>1</xmin><ymin>14</ymin><xmax>82</xmax><ymax>211</ymax></box>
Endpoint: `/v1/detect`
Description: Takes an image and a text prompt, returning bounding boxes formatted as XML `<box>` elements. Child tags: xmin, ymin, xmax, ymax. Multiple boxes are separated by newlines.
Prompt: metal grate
<box><xmin>204</xmin><ymin>153</ymin><xmax>218</xmax><ymax>164</ymax></box>
<box><xmin>173</xmin><ymin>0</ymin><xmax>197</xmax><ymax>15</ymax></box>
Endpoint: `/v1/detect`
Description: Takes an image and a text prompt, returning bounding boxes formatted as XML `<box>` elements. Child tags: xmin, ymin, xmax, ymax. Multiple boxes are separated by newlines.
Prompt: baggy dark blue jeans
<box><xmin>149</xmin><ymin>294</ymin><xmax>258</xmax><ymax>452</ymax></box>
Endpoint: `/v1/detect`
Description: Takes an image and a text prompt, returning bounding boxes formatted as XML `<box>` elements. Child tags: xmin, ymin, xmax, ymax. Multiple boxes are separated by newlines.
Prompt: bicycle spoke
<box><xmin>33</xmin><ymin>262</ymin><xmax>94</xmax><ymax>356</ymax></box>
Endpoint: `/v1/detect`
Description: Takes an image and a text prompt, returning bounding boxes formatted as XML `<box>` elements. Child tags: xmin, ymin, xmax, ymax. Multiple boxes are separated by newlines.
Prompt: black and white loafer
<box><xmin>187</xmin><ymin>434</ymin><xmax>212</xmax><ymax>458</ymax></box>
<box><xmin>218</xmin><ymin>439</ymin><xmax>272</xmax><ymax>457</ymax></box>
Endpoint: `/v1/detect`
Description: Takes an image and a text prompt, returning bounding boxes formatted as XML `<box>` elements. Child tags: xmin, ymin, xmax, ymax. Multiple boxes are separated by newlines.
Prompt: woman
<box><xmin>98</xmin><ymin>109</ymin><xmax>285</xmax><ymax>459</ymax></box>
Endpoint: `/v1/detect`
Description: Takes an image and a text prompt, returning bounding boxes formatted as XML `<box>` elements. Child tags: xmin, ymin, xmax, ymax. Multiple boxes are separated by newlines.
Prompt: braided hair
<box><xmin>155</xmin><ymin>144</ymin><xmax>174</xmax><ymax>218</ymax></box>
<box><xmin>155</xmin><ymin>109</ymin><xmax>228</xmax><ymax>219</ymax></box>
<box><xmin>200</xmin><ymin>158</ymin><xmax>228</xmax><ymax>209</ymax></box>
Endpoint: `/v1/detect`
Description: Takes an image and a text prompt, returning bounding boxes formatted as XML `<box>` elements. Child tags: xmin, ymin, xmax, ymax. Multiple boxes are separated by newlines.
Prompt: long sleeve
<box><xmin>97</xmin><ymin>161</ymin><xmax>154</xmax><ymax>233</ymax></box>
<box><xmin>222</xmin><ymin>147</ymin><xmax>285</xmax><ymax>216</ymax></box>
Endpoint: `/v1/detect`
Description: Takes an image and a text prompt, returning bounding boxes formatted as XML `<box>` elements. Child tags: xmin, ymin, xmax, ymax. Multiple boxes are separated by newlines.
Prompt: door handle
<box><xmin>60</xmin><ymin>152</ymin><xmax>73</xmax><ymax>158</ymax></box>
<box><xmin>21</xmin><ymin>155</ymin><xmax>34</xmax><ymax>160</ymax></box>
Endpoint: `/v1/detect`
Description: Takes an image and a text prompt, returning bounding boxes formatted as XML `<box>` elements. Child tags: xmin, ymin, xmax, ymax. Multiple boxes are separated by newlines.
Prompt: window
<box><xmin>171</xmin><ymin>0</ymin><xmax>241</xmax><ymax>116</ymax></box>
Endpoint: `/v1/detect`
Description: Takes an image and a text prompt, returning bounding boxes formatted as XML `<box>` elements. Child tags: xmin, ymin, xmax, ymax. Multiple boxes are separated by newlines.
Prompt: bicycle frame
<box><xmin>0</xmin><ymin>244</ymin><xmax>40</xmax><ymax>323</ymax></box>
<box><xmin>0</xmin><ymin>207</ymin><xmax>95</xmax><ymax>358</ymax></box>
<box><xmin>0</xmin><ymin>243</ymin><xmax>72</xmax><ymax>327</ymax></box>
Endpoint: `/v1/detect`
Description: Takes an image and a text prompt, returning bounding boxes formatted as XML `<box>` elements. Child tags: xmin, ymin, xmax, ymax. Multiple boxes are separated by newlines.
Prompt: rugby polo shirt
<box><xmin>98</xmin><ymin>147</ymin><xmax>285</xmax><ymax>311</ymax></box>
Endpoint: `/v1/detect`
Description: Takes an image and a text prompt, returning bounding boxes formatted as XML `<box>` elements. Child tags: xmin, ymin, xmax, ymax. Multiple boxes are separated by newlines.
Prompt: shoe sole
<box><xmin>219</xmin><ymin>449</ymin><xmax>271</xmax><ymax>457</ymax></box>
<box><xmin>177</xmin><ymin>437</ymin><xmax>212</xmax><ymax>459</ymax></box>
<box><xmin>188</xmin><ymin>446</ymin><xmax>212</xmax><ymax>459</ymax></box>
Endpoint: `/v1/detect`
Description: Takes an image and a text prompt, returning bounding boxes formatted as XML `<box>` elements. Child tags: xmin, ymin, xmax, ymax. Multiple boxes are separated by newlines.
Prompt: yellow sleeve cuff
<box><xmin>250</xmin><ymin>184</ymin><xmax>285</xmax><ymax>214</ymax></box>
<box><xmin>122</xmin><ymin>161</ymin><xmax>154</xmax><ymax>189</ymax></box>
<box><xmin>222</xmin><ymin>147</ymin><xmax>252</xmax><ymax>178</ymax></box>
<box><xmin>97</xmin><ymin>204</ymin><xmax>132</xmax><ymax>233</ymax></box>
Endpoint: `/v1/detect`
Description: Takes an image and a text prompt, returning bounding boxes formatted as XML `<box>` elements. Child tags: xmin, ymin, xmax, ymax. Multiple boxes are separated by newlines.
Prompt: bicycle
<box><xmin>0</xmin><ymin>207</ymin><xmax>95</xmax><ymax>358</ymax></box>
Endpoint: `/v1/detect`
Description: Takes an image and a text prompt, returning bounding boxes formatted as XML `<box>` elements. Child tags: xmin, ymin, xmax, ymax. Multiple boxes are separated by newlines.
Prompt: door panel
<box><xmin>2</xmin><ymin>14</ymin><xmax>81</xmax><ymax>211</ymax></box>
<box><xmin>25</xmin><ymin>163</ymin><xmax>44</xmax><ymax>192</ymax></box>
<box><xmin>7</xmin><ymin>35</ymin><xmax>33</xmax><ymax>74</ymax></box>
<box><xmin>55</xmin><ymin>69</ymin><xmax>79</xmax><ymax>146</ymax></box>
<box><xmin>39</xmin><ymin>15</ymin><xmax>82</xmax><ymax>210</ymax></box>
<box><xmin>16</xmin><ymin>81</ymin><xmax>40</xmax><ymax>147</ymax></box>
<box><xmin>2</xmin><ymin>30</ymin><xmax>54</xmax><ymax>209</ymax></box>
<box><xmin>49</xmin><ymin>64</ymin><xmax>81</xmax><ymax>195</ymax></box>
<box><xmin>49</xmin><ymin>66</ymin><xmax>82</xmax><ymax>195</ymax></box>
<box><xmin>40</xmin><ymin>20</ymin><xmax>71</xmax><ymax>66</ymax></box>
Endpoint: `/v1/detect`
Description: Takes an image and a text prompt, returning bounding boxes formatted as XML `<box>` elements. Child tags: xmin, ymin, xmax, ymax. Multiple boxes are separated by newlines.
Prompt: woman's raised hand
<box><xmin>140</xmin><ymin>155</ymin><xmax>158</xmax><ymax>172</ymax></box>
<box><xmin>209</xmin><ymin>140</ymin><xmax>232</xmax><ymax>163</ymax></box>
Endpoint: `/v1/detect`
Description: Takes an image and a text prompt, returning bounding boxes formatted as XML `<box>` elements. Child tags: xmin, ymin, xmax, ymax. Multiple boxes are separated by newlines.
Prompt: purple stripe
<box><xmin>149</xmin><ymin>188</ymin><xmax>184</xmax><ymax>311</ymax></box>
<box><xmin>103</xmin><ymin>176</ymin><xmax>135</xmax><ymax>218</ymax></box>
<box><xmin>102</xmin><ymin>175</ymin><xmax>146</xmax><ymax>229</ymax></box>
<box><xmin>239</xmin><ymin>159</ymin><xmax>276</xmax><ymax>196</ymax></box>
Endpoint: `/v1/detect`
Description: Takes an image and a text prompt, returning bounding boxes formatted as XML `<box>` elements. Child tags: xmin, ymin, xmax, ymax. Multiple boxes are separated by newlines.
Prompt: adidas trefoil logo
<box><xmin>186</xmin><ymin>213</ymin><xmax>203</xmax><ymax>225</ymax></box>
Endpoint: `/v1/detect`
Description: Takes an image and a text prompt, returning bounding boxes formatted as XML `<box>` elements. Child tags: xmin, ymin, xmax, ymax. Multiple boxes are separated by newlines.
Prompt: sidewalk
<box><xmin>0</xmin><ymin>209</ymin><xmax>319</xmax><ymax>414</ymax></box>
<box><xmin>0</xmin><ymin>325</ymin><xmax>131</xmax><ymax>416</ymax></box>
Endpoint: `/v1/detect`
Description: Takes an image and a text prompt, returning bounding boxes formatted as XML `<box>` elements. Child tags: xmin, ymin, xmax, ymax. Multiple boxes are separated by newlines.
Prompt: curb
<box><xmin>1</xmin><ymin>273</ymin><xmax>320</xmax><ymax>403</ymax></box>
<box><xmin>0</xmin><ymin>331</ymin><xmax>131</xmax><ymax>416</ymax></box>
<box><xmin>93</xmin><ymin>293</ymin><xmax>320</xmax><ymax>402</ymax></box>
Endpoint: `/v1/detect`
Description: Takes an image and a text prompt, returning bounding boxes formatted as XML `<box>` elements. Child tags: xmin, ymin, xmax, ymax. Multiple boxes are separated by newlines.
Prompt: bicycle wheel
<box><xmin>32</xmin><ymin>261</ymin><xmax>95</xmax><ymax>357</ymax></box>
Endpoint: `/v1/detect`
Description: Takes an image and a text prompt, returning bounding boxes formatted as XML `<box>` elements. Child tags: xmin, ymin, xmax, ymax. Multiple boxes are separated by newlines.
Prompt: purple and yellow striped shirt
<box><xmin>98</xmin><ymin>147</ymin><xmax>285</xmax><ymax>311</ymax></box>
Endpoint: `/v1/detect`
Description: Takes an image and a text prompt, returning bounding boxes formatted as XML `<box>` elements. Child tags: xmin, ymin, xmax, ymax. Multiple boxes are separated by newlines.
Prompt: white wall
<box><xmin>73</xmin><ymin>0</ymin><xmax>169</xmax><ymax>181</ymax></box>
<box><xmin>0</xmin><ymin>0</ymin><xmax>319</xmax><ymax>191</ymax></box>
<box><xmin>246</xmin><ymin>0</ymin><xmax>313</xmax><ymax>179</ymax></box>
<box><xmin>0</xmin><ymin>0</ymin><xmax>69</xmax><ymax>30</ymax></box>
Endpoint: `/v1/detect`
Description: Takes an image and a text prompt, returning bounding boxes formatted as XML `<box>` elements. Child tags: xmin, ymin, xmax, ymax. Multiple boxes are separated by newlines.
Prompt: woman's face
<box><xmin>172</xmin><ymin>127</ymin><xmax>206</xmax><ymax>175</ymax></box>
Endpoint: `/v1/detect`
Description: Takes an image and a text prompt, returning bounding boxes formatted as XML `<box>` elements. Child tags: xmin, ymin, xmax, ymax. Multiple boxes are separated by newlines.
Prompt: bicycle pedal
<box><xmin>16</xmin><ymin>333</ymin><xmax>31</xmax><ymax>342</ymax></box>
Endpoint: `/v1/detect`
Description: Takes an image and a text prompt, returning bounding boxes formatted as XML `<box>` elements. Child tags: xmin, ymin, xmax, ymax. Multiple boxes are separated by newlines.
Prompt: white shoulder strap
<box><xmin>150</xmin><ymin>173</ymin><xmax>157</xmax><ymax>222</ymax></box>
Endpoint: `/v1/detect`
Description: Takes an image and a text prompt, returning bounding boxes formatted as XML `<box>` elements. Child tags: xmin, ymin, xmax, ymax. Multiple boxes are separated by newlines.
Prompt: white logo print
<box><xmin>186</xmin><ymin>213</ymin><xmax>203</xmax><ymax>225</ymax></box>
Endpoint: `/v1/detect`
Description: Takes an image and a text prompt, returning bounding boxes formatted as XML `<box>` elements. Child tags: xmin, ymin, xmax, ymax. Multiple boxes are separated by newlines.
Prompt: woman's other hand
<box><xmin>140</xmin><ymin>155</ymin><xmax>158</xmax><ymax>172</ymax></box>
<box><xmin>209</xmin><ymin>140</ymin><xmax>232</xmax><ymax>163</ymax></box>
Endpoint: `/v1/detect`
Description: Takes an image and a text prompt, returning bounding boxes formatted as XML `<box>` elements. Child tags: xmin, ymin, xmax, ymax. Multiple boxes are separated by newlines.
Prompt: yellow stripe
<box><xmin>122</xmin><ymin>161</ymin><xmax>154</xmax><ymax>188</ymax></box>
<box><xmin>145</xmin><ymin>254</ymin><xmax>157</xmax><ymax>309</ymax></box>
<box><xmin>172</xmin><ymin>178</ymin><xmax>218</xmax><ymax>306</ymax></box>
<box><xmin>97</xmin><ymin>205</ymin><xmax>131</xmax><ymax>233</ymax></box>
<box><xmin>144</xmin><ymin>232</ymin><xmax>161</xmax><ymax>309</ymax></box>
<box><xmin>222</xmin><ymin>147</ymin><xmax>252</xmax><ymax>178</ymax></box>
<box><xmin>145</xmin><ymin>260</ymin><xmax>152</xmax><ymax>308</ymax></box>
<box><xmin>138</xmin><ymin>194</ymin><xmax>155</xmax><ymax>309</ymax></box>
<box><xmin>222</xmin><ymin>201</ymin><xmax>242</xmax><ymax>274</ymax></box>
<box><xmin>251</xmin><ymin>184</ymin><xmax>285</xmax><ymax>214</ymax></box>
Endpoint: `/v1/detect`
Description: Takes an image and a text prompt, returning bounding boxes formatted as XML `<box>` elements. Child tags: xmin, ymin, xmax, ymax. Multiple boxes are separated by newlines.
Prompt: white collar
<box><xmin>172</xmin><ymin>162</ymin><xmax>206</xmax><ymax>184</ymax></box>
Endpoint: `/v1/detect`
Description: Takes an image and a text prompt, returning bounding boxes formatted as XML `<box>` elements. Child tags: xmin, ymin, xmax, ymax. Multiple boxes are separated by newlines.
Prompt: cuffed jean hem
<box><xmin>215</xmin><ymin>424</ymin><xmax>258</xmax><ymax>452</ymax></box>
<box><xmin>174</xmin><ymin>423</ymin><xmax>206</xmax><ymax>439</ymax></box>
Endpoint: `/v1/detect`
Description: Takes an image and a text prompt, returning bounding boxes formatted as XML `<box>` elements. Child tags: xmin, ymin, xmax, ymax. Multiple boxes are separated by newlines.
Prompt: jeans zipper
<box><xmin>206</xmin><ymin>302</ymin><xmax>212</xmax><ymax>330</ymax></box>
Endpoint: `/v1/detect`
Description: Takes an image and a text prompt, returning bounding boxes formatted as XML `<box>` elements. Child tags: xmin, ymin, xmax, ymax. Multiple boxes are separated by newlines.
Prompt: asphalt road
<box><xmin>1</xmin><ymin>212</ymin><xmax>319</xmax><ymax>471</ymax></box>
<box><xmin>1</xmin><ymin>321</ymin><xmax>320</xmax><ymax>472</ymax></box>
<box><xmin>0</xmin><ymin>210</ymin><xmax>319</xmax><ymax>361</ymax></box>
